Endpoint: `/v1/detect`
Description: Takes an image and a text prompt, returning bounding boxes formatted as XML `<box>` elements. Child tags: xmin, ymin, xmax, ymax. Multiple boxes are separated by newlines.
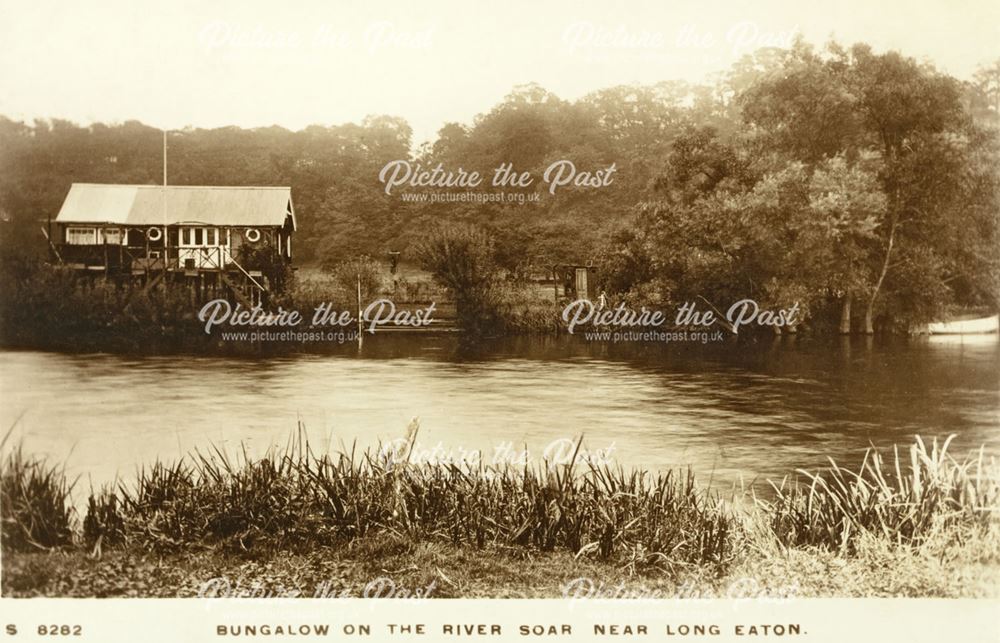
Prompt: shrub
<box><xmin>415</xmin><ymin>226</ymin><xmax>559</xmax><ymax>334</ymax></box>
<box><xmin>328</xmin><ymin>255</ymin><xmax>387</xmax><ymax>304</ymax></box>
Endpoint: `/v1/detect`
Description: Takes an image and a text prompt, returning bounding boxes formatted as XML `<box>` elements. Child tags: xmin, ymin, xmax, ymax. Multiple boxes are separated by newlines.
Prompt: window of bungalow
<box><xmin>180</xmin><ymin>227</ymin><xmax>221</xmax><ymax>247</ymax></box>
<box><xmin>102</xmin><ymin>227</ymin><xmax>122</xmax><ymax>245</ymax></box>
<box><xmin>66</xmin><ymin>227</ymin><xmax>97</xmax><ymax>245</ymax></box>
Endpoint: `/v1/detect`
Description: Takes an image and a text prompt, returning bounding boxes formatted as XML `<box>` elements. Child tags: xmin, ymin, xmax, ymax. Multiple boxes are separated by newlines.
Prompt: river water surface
<box><xmin>1</xmin><ymin>334</ymin><xmax>998</xmax><ymax>497</ymax></box>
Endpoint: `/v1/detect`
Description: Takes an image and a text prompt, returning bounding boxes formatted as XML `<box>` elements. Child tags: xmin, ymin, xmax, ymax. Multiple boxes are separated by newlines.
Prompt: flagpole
<box><xmin>162</xmin><ymin>130</ymin><xmax>168</xmax><ymax>284</ymax></box>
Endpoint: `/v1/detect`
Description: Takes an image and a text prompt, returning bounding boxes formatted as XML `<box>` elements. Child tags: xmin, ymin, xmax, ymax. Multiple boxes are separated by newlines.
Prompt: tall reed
<box><xmin>3</xmin><ymin>430</ymin><xmax>997</xmax><ymax>569</ymax></box>
<box><xmin>75</xmin><ymin>425</ymin><xmax>732</xmax><ymax>568</ymax></box>
<box><xmin>760</xmin><ymin>435</ymin><xmax>998</xmax><ymax>552</ymax></box>
<box><xmin>0</xmin><ymin>448</ymin><xmax>75</xmax><ymax>551</ymax></box>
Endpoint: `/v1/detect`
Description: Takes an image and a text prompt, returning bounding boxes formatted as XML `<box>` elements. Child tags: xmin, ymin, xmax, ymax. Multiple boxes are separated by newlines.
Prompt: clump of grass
<box><xmin>67</xmin><ymin>424</ymin><xmax>733</xmax><ymax>569</ymax></box>
<box><xmin>761</xmin><ymin>435</ymin><xmax>999</xmax><ymax>552</ymax></box>
<box><xmin>3</xmin><ymin>428</ymin><xmax>997</xmax><ymax>581</ymax></box>
<box><xmin>82</xmin><ymin>489</ymin><xmax>126</xmax><ymax>549</ymax></box>
<box><xmin>0</xmin><ymin>448</ymin><xmax>75</xmax><ymax>552</ymax></box>
<box><xmin>302</xmin><ymin>446</ymin><xmax>733</xmax><ymax>571</ymax></box>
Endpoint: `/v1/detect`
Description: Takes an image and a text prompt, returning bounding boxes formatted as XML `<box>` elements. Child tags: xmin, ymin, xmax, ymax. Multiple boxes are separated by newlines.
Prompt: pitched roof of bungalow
<box><xmin>55</xmin><ymin>184</ymin><xmax>295</xmax><ymax>229</ymax></box>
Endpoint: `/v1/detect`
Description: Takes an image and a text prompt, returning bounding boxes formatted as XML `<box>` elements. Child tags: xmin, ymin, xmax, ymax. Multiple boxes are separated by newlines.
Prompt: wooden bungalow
<box><xmin>50</xmin><ymin>183</ymin><xmax>296</xmax><ymax>303</ymax></box>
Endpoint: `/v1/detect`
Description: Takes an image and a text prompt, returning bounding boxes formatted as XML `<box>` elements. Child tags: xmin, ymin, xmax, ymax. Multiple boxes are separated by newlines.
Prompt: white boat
<box><xmin>926</xmin><ymin>314</ymin><xmax>999</xmax><ymax>335</ymax></box>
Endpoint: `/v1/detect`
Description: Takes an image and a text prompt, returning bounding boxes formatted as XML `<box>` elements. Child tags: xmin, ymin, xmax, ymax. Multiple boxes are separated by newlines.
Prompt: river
<box><xmin>1</xmin><ymin>334</ymin><xmax>998</xmax><ymax>498</ymax></box>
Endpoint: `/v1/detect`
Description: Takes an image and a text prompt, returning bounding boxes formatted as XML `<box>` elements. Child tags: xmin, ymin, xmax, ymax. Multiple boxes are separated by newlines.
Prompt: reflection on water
<box><xmin>1</xmin><ymin>334</ymin><xmax>997</xmax><ymax>496</ymax></box>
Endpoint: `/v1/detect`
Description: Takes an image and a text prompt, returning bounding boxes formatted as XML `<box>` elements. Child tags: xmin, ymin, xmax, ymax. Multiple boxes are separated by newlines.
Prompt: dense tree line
<box><xmin>604</xmin><ymin>43</ymin><xmax>999</xmax><ymax>332</ymax></box>
<box><xmin>1</xmin><ymin>40</ymin><xmax>997</xmax><ymax>332</ymax></box>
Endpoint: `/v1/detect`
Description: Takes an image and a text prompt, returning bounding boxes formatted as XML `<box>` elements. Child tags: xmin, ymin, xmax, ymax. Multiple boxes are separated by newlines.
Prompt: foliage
<box><xmin>0</xmin><ymin>44</ymin><xmax>997</xmax><ymax>334</ymax></box>
<box><xmin>6</xmin><ymin>427</ymin><xmax>733</xmax><ymax>566</ymax></box>
<box><xmin>3</xmin><ymin>432</ymin><xmax>997</xmax><ymax>587</ymax></box>
<box><xmin>0</xmin><ymin>449</ymin><xmax>75</xmax><ymax>552</ymax></box>
<box><xmin>328</xmin><ymin>255</ymin><xmax>387</xmax><ymax>303</ymax></box>
<box><xmin>763</xmin><ymin>436</ymin><xmax>998</xmax><ymax>553</ymax></box>
<box><xmin>600</xmin><ymin>43</ymin><xmax>999</xmax><ymax>332</ymax></box>
<box><xmin>235</xmin><ymin>244</ymin><xmax>292</xmax><ymax>294</ymax></box>
<box><xmin>414</xmin><ymin>225</ymin><xmax>502</xmax><ymax>334</ymax></box>
<box><xmin>0</xmin><ymin>254</ymin><xmax>201</xmax><ymax>352</ymax></box>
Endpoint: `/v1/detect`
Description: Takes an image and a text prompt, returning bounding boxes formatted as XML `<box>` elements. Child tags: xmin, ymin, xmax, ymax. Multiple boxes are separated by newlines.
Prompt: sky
<box><xmin>1</xmin><ymin>0</ymin><xmax>998</xmax><ymax>146</ymax></box>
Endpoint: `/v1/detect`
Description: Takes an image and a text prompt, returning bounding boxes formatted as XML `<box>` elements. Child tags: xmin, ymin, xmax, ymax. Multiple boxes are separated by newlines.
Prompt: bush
<box><xmin>415</xmin><ymin>226</ymin><xmax>557</xmax><ymax>334</ymax></box>
<box><xmin>0</xmin><ymin>256</ymin><xmax>208</xmax><ymax>351</ymax></box>
<box><xmin>328</xmin><ymin>255</ymin><xmax>387</xmax><ymax>304</ymax></box>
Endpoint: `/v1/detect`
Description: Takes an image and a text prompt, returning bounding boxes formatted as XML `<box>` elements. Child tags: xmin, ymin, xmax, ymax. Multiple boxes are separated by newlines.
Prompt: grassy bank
<box><xmin>2</xmin><ymin>430</ymin><xmax>998</xmax><ymax>597</ymax></box>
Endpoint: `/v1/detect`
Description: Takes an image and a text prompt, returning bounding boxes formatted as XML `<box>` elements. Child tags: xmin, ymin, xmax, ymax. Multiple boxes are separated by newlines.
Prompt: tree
<box><xmin>738</xmin><ymin>42</ymin><xmax>995</xmax><ymax>332</ymax></box>
<box><xmin>414</xmin><ymin>225</ymin><xmax>502</xmax><ymax>334</ymax></box>
<box><xmin>969</xmin><ymin>59</ymin><xmax>1000</xmax><ymax>127</ymax></box>
<box><xmin>805</xmin><ymin>154</ymin><xmax>884</xmax><ymax>332</ymax></box>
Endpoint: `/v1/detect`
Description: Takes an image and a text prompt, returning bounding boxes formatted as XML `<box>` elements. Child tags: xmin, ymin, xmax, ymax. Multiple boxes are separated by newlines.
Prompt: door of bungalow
<box><xmin>574</xmin><ymin>268</ymin><xmax>589</xmax><ymax>301</ymax></box>
<box><xmin>179</xmin><ymin>226</ymin><xmax>226</xmax><ymax>269</ymax></box>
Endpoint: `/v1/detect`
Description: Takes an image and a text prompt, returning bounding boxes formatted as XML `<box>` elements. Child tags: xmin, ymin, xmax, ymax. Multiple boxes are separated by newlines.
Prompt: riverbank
<box><xmin>3</xmin><ymin>431</ymin><xmax>997</xmax><ymax>598</ymax></box>
<box><xmin>0</xmin><ymin>260</ymin><xmax>565</xmax><ymax>355</ymax></box>
<box><xmin>6</xmin><ymin>529</ymin><xmax>999</xmax><ymax>598</ymax></box>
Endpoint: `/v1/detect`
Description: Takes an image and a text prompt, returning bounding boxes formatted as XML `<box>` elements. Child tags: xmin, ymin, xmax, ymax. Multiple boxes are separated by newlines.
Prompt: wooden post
<box><xmin>357</xmin><ymin>265</ymin><xmax>364</xmax><ymax>349</ymax></box>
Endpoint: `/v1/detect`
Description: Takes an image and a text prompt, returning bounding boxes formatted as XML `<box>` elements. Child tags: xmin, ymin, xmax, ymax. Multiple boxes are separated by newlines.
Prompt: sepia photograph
<box><xmin>0</xmin><ymin>0</ymin><xmax>998</xmax><ymax>639</ymax></box>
